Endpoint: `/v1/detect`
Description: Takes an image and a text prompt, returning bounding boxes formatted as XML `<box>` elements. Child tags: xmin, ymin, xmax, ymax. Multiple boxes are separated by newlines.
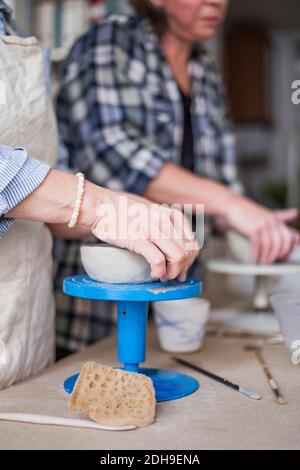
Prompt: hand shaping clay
<box><xmin>80</xmin><ymin>244</ymin><xmax>156</xmax><ymax>284</ymax></box>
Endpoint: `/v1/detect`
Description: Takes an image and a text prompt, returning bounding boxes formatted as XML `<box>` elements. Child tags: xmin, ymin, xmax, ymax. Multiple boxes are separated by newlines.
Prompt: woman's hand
<box><xmin>225</xmin><ymin>196</ymin><xmax>300</xmax><ymax>264</ymax></box>
<box><xmin>82</xmin><ymin>184</ymin><xmax>199</xmax><ymax>282</ymax></box>
<box><xmin>8</xmin><ymin>169</ymin><xmax>199</xmax><ymax>280</ymax></box>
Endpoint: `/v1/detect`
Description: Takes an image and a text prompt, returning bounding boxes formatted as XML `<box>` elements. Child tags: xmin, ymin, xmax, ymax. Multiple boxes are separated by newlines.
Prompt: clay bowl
<box><xmin>80</xmin><ymin>243</ymin><xmax>155</xmax><ymax>284</ymax></box>
<box><xmin>226</xmin><ymin>230</ymin><xmax>255</xmax><ymax>264</ymax></box>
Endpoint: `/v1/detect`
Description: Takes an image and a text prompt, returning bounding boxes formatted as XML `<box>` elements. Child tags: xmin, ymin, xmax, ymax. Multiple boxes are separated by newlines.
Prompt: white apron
<box><xmin>0</xmin><ymin>35</ymin><xmax>58</xmax><ymax>388</ymax></box>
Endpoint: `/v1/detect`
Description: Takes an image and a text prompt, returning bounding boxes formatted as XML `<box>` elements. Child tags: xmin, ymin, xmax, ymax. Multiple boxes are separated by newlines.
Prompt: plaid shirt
<box><xmin>54</xmin><ymin>14</ymin><xmax>242</xmax><ymax>352</ymax></box>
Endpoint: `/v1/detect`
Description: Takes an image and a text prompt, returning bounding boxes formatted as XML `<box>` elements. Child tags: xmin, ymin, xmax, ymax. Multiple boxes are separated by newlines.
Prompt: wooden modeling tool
<box><xmin>245</xmin><ymin>344</ymin><xmax>287</xmax><ymax>405</ymax></box>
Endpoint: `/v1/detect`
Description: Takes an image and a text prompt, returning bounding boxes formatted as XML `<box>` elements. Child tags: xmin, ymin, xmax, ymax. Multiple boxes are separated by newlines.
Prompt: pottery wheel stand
<box><xmin>206</xmin><ymin>259</ymin><xmax>300</xmax><ymax>334</ymax></box>
<box><xmin>63</xmin><ymin>275</ymin><xmax>202</xmax><ymax>402</ymax></box>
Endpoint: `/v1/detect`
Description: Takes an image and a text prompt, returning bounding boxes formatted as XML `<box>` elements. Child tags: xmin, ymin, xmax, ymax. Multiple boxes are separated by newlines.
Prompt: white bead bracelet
<box><xmin>67</xmin><ymin>172</ymin><xmax>85</xmax><ymax>229</ymax></box>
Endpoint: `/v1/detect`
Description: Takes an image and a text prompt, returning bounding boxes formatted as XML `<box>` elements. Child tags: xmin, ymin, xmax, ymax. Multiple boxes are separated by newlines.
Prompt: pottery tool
<box><xmin>245</xmin><ymin>344</ymin><xmax>287</xmax><ymax>405</ymax></box>
<box><xmin>68</xmin><ymin>362</ymin><xmax>156</xmax><ymax>428</ymax></box>
<box><xmin>63</xmin><ymin>275</ymin><xmax>202</xmax><ymax>402</ymax></box>
<box><xmin>0</xmin><ymin>413</ymin><xmax>136</xmax><ymax>431</ymax></box>
<box><xmin>173</xmin><ymin>357</ymin><xmax>261</xmax><ymax>400</ymax></box>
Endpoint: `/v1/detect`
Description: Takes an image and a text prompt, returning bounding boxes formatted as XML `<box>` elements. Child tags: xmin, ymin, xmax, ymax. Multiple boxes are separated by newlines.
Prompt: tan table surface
<box><xmin>0</xmin><ymin>320</ymin><xmax>299</xmax><ymax>450</ymax></box>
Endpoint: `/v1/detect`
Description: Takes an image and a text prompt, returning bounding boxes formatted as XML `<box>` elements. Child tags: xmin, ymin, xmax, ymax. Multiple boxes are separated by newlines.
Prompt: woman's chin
<box><xmin>192</xmin><ymin>26</ymin><xmax>219</xmax><ymax>41</ymax></box>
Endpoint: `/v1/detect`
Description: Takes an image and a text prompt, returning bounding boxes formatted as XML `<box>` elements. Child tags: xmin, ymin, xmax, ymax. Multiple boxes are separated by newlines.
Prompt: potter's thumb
<box><xmin>275</xmin><ymin>208</ymin><xmax>299</xmax><ymax>223</ymax></box>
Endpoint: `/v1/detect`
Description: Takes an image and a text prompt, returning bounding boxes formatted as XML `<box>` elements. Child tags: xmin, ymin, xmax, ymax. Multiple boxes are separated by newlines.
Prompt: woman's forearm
<box><xmin>6</xmin><ymin>168</ymin><xmax>200</xmax><ymax>281</ymax></box>
<box><xmin>144</xmin><ymin>162</ymin><xmax>238</xmax><ymax>217</ymax></box>
<box><xmin>47</xmin><ymin>223</ymin><xmax>94</xmax><ymax>239</ymax></box>
<box><xmin>144</xmin><ymin>162</ymin><xmax>300</xmax><ymax>265</ymax></box>
<box><xmin>7</xmin><ymin>169</ymin><xmax>104</xmax><ymax>229</ymax></box>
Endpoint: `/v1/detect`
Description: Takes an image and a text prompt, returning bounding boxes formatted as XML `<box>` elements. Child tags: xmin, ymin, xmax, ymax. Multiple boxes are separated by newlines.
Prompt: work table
<box><xmin>0</xmin><ymin>320</ymin><xmax>299</xmax><ymax>450</ymax></box>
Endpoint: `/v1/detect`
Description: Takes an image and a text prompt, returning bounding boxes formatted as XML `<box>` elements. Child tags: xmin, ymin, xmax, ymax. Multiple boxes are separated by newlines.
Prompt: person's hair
<box><xmin>129</xmin><ymin>0</ymin><xmax>168</xmax><ymax>36</ymax></box>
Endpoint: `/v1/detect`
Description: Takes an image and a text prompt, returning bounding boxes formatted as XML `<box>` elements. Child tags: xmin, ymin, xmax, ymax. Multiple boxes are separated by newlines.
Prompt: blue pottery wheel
<box><xmin>63</xmin><ymin>276</ymin><xmax>201</xmax><ymax>402</ymax></box>
<box><xmin>64</xmin><ymin>368</ymin><xmax>199</xmax><ymax>402</ymax></box>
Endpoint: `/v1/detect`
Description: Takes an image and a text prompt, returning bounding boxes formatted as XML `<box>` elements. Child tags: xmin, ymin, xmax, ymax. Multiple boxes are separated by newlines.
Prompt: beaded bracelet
<box><xmin>67</xmin><ymin>172</ymin><xmax>85</xmax><ymax>229</ymax></box>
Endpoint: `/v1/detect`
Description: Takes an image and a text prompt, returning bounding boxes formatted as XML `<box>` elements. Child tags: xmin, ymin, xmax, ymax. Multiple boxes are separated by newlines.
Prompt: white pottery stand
<box><xmin>206</xmin><ymin>259</ymin><xmax>300</xmax><ymax>334</ymax></box>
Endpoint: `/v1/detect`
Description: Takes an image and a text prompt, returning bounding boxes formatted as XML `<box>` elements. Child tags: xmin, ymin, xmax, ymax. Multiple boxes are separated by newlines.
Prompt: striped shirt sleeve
<box><xmin>0</xmin><ymin>145</ymin><xmax>51</xmax><ymax>237</ymax></box>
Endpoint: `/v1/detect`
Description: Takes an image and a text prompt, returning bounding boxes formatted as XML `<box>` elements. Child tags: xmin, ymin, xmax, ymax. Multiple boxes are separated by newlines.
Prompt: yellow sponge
<box><xmin>68</xmin><ymin>362</ymin><xmax>156</xmax><ymax>427</ymax></box>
